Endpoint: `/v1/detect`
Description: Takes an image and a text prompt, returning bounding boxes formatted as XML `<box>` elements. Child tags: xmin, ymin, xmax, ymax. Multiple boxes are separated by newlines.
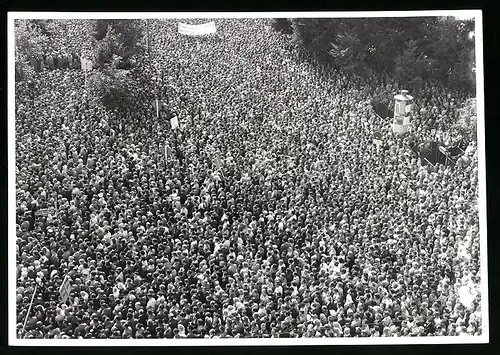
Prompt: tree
<box><xmin>93</xmin><ymin>19</ymin><xmax>109</xmax><ymax>41</ymax></box>
<box><xmin>421</xmin><ymin>16</ymin><xmax>475</xmax><ymax>90</ymax></box>
<box><xmin>14</xmin><ymin>20</ymin><xmax>49</xmax><ymax>81</ymax></box>
<box><xmin>88</xmin><ymin>69</ymin><xmax>135</xmax><ymax>111</ymax></box>
<box><xmin>329</xmin><ymin>29</ymin><xmax>369</xmax><ymax>76</ymax></box>
<box><xmin>94</xmin><ymin>25</ymin><xmax>123</xmax><ymax>68</ymax></box>
<box><xmin>448</xmin><ymin>19</ymin><xmax>476</xmax><ymax>92</ymax></box>
<box><xmin>285</xmin><ymin>16</ymin><xmax>476</xmax><ymax>93</ymax></box>
<box><xmin>394</xmin><ymin>40</ymin><xmax>429</xmax><ymax>90</ymax></box>
<box><xmin>365</xmin><ymin>17</ymin><xmax>431</xmax><ymax>73</ymax></box>
<box><xmin>291</xmin><ymin>18</ymin><xmax>339</xmax><ymax>59</ymax></box>
<box><xmin>27</xmin><ymin>20</ymin><xmax>52</xmax><ymax>36</ymax></box>
<box><xmin>14</xmin><ymin>20</ymin><xmax>49</xmax><ymax>58</ymax></box>
<box><xmin>272</xmin><ymin>18</ymin><xmax>294</xmax><ymax>35</ymax></box>
<box><xmin>292</xmin><ymin>18</ymin><xmax>429</xmax><ymax>75</ymax></box>
<box><xmin>92</xmin><ymin>19</ymin><xmax>145</xmax><ymax>68</ymax></box>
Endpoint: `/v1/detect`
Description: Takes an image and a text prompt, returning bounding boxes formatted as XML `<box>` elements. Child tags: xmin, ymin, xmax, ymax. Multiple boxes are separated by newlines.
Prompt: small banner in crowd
<box><xmin>59</xmin><ymin>275</ymin><xmax>72</xmax><ymax>304</ymax></box>
<box><xmin>170</xmin><ymin>116</ymin><xmax>179</xmax><ymax>130</ymax></box>
<box><xmin>80</xmin><ymin>57</ymin><xmax>93</xmax><ymax>72</ymax></box>
<box><xmin>178</xmin><ymin>21</ymin><xmax>217</xmax><ymax>36</ymax></box>
<box><xmin>35</xmin><ymin>207</ymin><xmax>56</xmax><ymax>217</ymax></box>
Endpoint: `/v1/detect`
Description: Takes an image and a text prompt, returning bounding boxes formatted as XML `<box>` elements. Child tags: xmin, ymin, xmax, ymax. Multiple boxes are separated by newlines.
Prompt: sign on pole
<box><xmin>152</xmin><ymin>99</ymin><xmax>164</xmax><ymax>118</ymax></box>
<box><xmin>170</xmin><ymin>116</ymin><xmax>179</xmax><ymax>130</ymax></box>
<box><xmin>59</xmin><ymin>275</ymin><xmax>72</xmax><ymax>304</ymax></box>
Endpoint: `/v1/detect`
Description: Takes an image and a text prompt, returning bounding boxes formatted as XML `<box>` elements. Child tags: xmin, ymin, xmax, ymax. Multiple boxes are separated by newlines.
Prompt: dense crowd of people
<box><xmin>15</xmin><ymin>18</ymin><xmax>482</xmax><ymax>339</ymax></box>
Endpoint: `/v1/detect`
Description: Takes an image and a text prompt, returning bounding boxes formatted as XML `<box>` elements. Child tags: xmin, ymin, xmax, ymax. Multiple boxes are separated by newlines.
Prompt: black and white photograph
<box><xmin>8</xmin><ymin>10</ymin><xmax>488</xmax><ymax>346</ymax></box>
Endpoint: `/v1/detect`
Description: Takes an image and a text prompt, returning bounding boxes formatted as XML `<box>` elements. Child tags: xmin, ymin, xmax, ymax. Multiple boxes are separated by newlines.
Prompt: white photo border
<box><xmin>7</xmin><ymin>9</ymin><xmax>488</xmax><ymax>346</ymax></box>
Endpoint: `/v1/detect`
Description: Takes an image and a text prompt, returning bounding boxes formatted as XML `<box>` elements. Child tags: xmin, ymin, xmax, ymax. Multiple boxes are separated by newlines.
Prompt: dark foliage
<box><xmin>88</xmin><ymin>69</ymin><xmax>136</xmax><ymax>111</ymax></box>
<box><xmin>27</xmin><ymin>20</ymin><xmax>52</xmax><ymax>36</ymax></box>
<box><xmin>92</xmin><ymin>20</ymin><xmax>145</xmax><ymax>67</ymax></box>
<box><xmin>272</xmin><ymin>18</ymin><xmax>294</xmax><ymax>35</ymax></box>
<box><xmin>289</xmin><ymin>16</ymin><xmax>476</xmax><ymax>92</ymax></box>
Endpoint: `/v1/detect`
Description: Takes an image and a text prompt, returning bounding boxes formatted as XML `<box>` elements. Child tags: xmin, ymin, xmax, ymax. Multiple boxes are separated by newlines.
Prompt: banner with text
<box><xmin>178</xmin><ymin>22</ymin><xmax>217</xmax><ymax>36</ymax></box>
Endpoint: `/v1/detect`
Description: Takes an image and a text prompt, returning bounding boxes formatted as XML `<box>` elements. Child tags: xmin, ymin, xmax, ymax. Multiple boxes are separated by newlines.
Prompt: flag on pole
<box><xmin>165</xmin><ymin>143</ymin><xmax>172</xmax><ymax>163</ymax></box>
<box><xmin>59</xmin><ymin>275</ymin><xmax>72</xmax><ymax>304</ymax></box>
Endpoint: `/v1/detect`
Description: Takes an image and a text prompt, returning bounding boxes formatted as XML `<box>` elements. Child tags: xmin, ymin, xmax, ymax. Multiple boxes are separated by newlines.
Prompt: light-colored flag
<box><xmin>59</xmin><ymin>275</ymin><xmax>72</xmax><ymax>304</ymax></box>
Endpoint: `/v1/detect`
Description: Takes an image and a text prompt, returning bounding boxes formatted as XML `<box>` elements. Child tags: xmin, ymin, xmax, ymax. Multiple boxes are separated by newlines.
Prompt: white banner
<box><xmin>178</xmin><ymin>21</ymin><xmax>217</xmax><ymax>36</ymax></box>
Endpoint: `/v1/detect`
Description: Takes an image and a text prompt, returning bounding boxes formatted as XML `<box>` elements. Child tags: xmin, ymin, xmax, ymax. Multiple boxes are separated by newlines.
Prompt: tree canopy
<box><xmin>87</xmin><ymin>68</ymin><xmax>136</xmax><ymax>111</ymax></box>
<box><xmin>92</xmin><ymin>19</ymin><xmax>145</xmax><ymax>69</ymax></box>
<box><xmin>283</xmin><ymin>16</ymin><xmax>476</xmax><ymax>92</ymax></box>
